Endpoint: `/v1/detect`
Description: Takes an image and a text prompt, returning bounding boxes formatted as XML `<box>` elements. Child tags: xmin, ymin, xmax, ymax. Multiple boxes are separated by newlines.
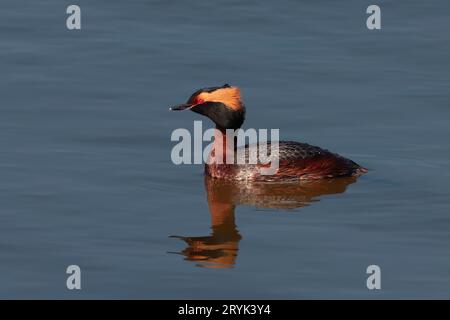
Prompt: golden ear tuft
<box><xmin>199</xmin><ymin>86</ymin><xmax>243</xmax><ymax>110</ymax></box>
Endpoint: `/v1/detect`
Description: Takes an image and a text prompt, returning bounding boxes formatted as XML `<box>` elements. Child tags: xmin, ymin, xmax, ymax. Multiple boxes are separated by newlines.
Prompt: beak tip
<box><xmin>169</xmin><ymin>103</ymin><xmax>192</xmax><ymax>111</ymax></box>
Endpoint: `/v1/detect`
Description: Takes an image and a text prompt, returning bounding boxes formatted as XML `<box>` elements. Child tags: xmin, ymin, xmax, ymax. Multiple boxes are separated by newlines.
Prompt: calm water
<box><xmin>1</xmin><ymin>0</ymin><xmax>450</xmax><ymax>299</ymax></box>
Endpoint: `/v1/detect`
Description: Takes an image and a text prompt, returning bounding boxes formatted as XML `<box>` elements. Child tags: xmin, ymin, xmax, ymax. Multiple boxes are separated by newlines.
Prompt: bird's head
<box><xmin>170</xmin><ymin>84</ymin><xmax>245</xmax><ymax>130</ymax></box>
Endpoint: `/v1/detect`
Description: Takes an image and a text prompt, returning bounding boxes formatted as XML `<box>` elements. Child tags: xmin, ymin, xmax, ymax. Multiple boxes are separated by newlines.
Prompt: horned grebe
<box><xmin>170</xmin><ymin>84</ymin><xmax>367</xmax><ymax>181</ymax></box>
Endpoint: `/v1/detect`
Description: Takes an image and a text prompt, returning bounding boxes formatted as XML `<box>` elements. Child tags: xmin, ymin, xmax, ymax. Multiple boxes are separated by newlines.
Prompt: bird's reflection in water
<box><xmin>170</xmin><ymin>176</ymin><xmax>357</xmax><ymax>269</ymax></box>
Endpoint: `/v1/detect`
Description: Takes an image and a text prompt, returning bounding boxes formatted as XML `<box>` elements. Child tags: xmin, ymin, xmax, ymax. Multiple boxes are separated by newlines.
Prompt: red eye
<box><xmin>195</xmin><ymin>98</ymin><xmax>204</xmax><ymax>104</ymax></box>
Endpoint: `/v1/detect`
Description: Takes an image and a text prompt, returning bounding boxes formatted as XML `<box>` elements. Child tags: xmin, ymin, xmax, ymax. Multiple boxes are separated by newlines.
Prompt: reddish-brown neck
<box><xmin>212</xmin><ymin>127</ymin><xmax>237</xmax><ymax>164</ymax></box>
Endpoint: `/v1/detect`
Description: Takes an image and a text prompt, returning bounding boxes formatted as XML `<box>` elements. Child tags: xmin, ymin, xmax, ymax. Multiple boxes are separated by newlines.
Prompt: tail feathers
<box><xmin>353</xmin><ymin>166</ymin><xmax>368</xmax><ymax>176</ymax></box>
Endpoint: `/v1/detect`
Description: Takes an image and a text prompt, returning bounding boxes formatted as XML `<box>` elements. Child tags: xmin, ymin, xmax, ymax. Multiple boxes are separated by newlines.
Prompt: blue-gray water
<box><xmin>1</xmin><ymin>0</ymin><xmax>450</xmax><ymax>299</ymax></box>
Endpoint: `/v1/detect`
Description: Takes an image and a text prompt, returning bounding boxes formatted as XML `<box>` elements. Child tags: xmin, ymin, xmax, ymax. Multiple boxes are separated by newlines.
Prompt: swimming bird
<box><xmin>170</xmin><ymin>84</ymin><xmax>367</xmax><ymax>181</ymax></box>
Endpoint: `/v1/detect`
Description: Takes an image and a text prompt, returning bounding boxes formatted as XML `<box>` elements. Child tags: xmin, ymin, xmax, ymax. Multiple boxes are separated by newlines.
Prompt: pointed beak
<box><xmin>169</xmin><ymin>103</ymin><xmax>193</xmax><ymax>111</ymax></box>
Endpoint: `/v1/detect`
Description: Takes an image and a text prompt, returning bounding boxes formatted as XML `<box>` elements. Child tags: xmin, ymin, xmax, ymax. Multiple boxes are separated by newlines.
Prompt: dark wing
<box><xmin>237</xmin><ymin>141</ymin><xmax>365</xmax><ymax>180</ymax></box>
<box><xmin>238</xmin><ymin>141</ymin><xmax>331</xmax><ymax>162</ymax></box>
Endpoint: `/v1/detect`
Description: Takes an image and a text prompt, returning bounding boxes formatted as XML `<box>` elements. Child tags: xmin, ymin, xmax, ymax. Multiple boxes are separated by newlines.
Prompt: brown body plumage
<box><xmin>206</xmin><ymin>141</ymin><xmax>367</xmax><ymax>182</ymax></box>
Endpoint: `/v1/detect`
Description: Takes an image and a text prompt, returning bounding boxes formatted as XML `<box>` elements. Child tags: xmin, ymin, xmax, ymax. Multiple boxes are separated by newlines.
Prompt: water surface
<box><xmin>1</xmin><ymin>0</ymin><xmax>450</xmax><ymax>298</ymax></box>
